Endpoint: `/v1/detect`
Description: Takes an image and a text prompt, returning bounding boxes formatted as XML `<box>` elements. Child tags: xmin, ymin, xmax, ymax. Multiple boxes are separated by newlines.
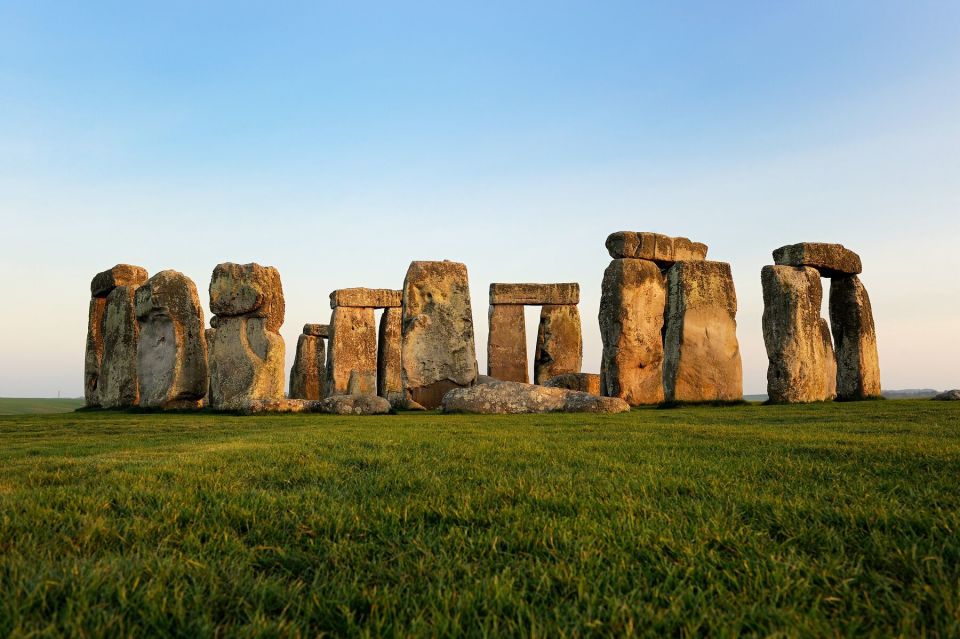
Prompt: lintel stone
<box><xmin>488</xmin><ymin>283</ymin><xmax>579</xmax><ymax>306</ymax></box>
<box><xmin>329</xmin><ymin>288</ymin><xmax>402</xmax><ymax>309</ymax></box>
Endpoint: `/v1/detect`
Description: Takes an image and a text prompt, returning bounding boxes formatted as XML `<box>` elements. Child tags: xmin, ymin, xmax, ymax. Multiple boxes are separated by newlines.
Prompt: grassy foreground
<box><xmin>1</xmin><ymin>401</ymin><xmax>958</xmax><ymax>637</ymax></box>
<box><xmin>0</xmin><ymin>398</ymin><xmax>85</xmax><ymax>415</ymax></box>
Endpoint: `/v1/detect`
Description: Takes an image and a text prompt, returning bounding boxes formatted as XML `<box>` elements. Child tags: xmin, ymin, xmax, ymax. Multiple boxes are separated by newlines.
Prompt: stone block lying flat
<box><xmin>605</xmin><ymin>232</ymin><xmax>708</xmax><ymax>265</ymax></box>
<box><xmin>441</xmin><ymin>380</ymin><xmax>629</xmax><ymax>414</ymax></box>
<box><xmin>91</xmin><ymin>264</ymin><xmax>149</xmax><ymax>298</ymax></box>
<box><xmin>772</xmin><ymin>243</ymin><xmax>862</xmax><ymax>276</ymax></box>
<box><xmin>488</xmin><ymin>283</ymin><xmax>579</xmax><ymax>306</ymax></box>
<box><xmin>303</xmin><ymin>323</ymin><xmax>330</xmax><ymax>338</ymax></box>
<box><xmin>329</xmin><ymin>288</ymin><xmax>402</xmax><ymax>309</ymax></box>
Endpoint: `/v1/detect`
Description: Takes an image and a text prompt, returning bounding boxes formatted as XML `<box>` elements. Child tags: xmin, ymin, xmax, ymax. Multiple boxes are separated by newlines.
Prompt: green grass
<box><xmin>0</xmin><ymin>398</ymin><xmax>85</xmax><ymax>415</ymax></box>
<box><xmin>1</xmin><ymin>401</ymin><xmax>958</xmax><ymax>637</ymax></box>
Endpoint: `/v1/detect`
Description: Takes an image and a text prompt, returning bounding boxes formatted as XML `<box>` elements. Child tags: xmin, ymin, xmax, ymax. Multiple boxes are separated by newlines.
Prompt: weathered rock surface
<box><xmin>401</xmin><ymin>260</ymin><xmax>478</xmax><ymax>409</ymax></box>
<box><xmin>135</xmin><ymin>270</ymin><xmax>208</xmax><ymax>409</ymax></box>
<box><xmin>829</xmin><ymin>275</ymin><xmax>881</xmax><ymax>400</ymax></box>
<box><xmin>932</xmin><ymin>389</ymin><xmax>960</xmax><ymax>401</ymax></box>
<box><xmin>377</xmin><ymin>308</ymin><xmax>405</xmax><ymax>407</ymax></box>
<box><xmin>543</xmin><ymin>373</ymin><xmax>601</xmax><ymax>395</ymax></box>
<box><xmin>208</xmin><ymin>262</ymin><xmax>285</xmax><ymax>332</ymax></box>
<box><xmin>208</xmin><ymin>263</ymin><xmax>286</xmax><ymax>410</ymax></box>
<box><xmin>289</xmin><ymin>333</ymin><xmax>326</xmax><ymax>400</ymax></box>
<box><xmin>98</xmin><ymin>286</ymin><xmax>141</xmax><ymax>408</ymax></box>
<box><xmin>487</xmin><ymin>304</ymin><xmax>528</xmax><ymax>383</ymax></box>
<box><xmin>85</xmin><ymin>264</ymin><xmax>148</xmax><ymax>407</ymax></box>
<box><xmin>303</xmin><ymin>323</ymin><xmax>330</xmax><ymax>338</ymax></box>
<box><xmin>330</xmin><ymin>288</ymin><xmax>403</xmax><ymax>309</ymax></box>
<box><xmin>347</xmin><ymin>370</ymin><xmax>377</xmax><ymax>395</ymax></box>
<box><xmin>599</xmin><ymin>258</ymin><xmax>666</xmax><ymax>405</ymax></box>
<box><xmin>326</xmin><ymin>306</ymin><xmax>377</xmax><ymax>396</ymax></box>
<box><xmin>534</xmin><ymin>305</ymin><xmax>582</xmax><ymax>385</ymax></box>
<box><xmin>441</xmin><ymin>380</ymin><xmax>629</xmax><ymax>414</ymax></box>
<box><xmin>91</xmin><ymin>264</ymin><xmax>148</xmax><ymax>298</ymax></box>
<box><xmin>239</xmin><ymin>398</ymin><xmax>323</xmax><ymax>414</ymax></box>
<box><xmin>488</xmin><ymin>283</ymin><xmax>580</xmax><ymax>306</ymax></box>
<box><xmin>319</xmin><ymin>394</ymin><xmax>392</xmax><ymax>415</ymax></box>
<box><xmin>761</xmin><ymin>265</ymin><xmax>837</xmax><ymax>403</ymax></box>
<box><xmin>663</xmin><ymin>261</ymin><xmax>742</xmax><ymax>402</ymax></box>
<box><xmin>773</xmin><ymin>243</ymin><xmax>862</xmax><ymax>277</ymax></box>
<box><xmin>605</xmin><ymin>232</ymin><xmax>708</xmax><ymax>265</ymax></box>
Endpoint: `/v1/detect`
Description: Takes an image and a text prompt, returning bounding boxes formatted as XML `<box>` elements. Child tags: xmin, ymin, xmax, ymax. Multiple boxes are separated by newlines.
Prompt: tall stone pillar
<box><xmin>534</xmin><ymin>304</ymin><xmax>582</xmax><ymax>385</ymax></box>
<box><xmin>829</xmin><ymin>275</ymin><xmax>881</xmax><ymax>400</ymax></box>
<box><xmin>487</xmin><ymin>304</ymin><xmax>527</xmax><ymax>383</ymax></box>
<box><xmin>377</xmin><ymin>308</ymin><xmax>404</xmax><ymax>407</ymax></box>
<box><xmin>290</xmin><ymin>324</ymin><xmax>328</xmax><ymax>400</ymax></box>
<box><xmin>325</xmin><ymin>288</ymin><xmax>401</xmax><ymax>397</ymax></box>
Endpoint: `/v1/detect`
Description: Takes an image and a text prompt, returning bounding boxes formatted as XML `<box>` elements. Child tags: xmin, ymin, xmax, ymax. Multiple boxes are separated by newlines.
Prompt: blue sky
<box><xmin>1</xmin><ymin>1</ymin><xmax>958</xmax><ymax>396</ymax></box>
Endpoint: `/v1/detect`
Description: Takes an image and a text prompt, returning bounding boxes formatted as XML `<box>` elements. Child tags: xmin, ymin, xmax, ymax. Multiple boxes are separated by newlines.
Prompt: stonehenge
<box><xmin>84</xmin><ymin>264</ymin><xmax>148</xmax><ymax>408</ymax></box>
<box><xmin>82</xmin><ymin>236</ymin><xmax>881</xmax><ymax>414</ymax></box>
<box><xmin>762</xmin><ymin>243</ymin><xmax>880</xmax><ymax>403</ymax></box>
<box><xmin>486</xmin><ymin>283</ymin><xmax>582</xmax><ymax>384</ymax></box>
<box><xmin>289</xmin><ymin>324</ymin><xmax>328</xmax><ymax>400</ymax></box>
<box><xmin>135</xmin><ymin>270</ymin><xmax>208</xmax><ymax>409</ymax></box>
<box><xmin>207</xmin><ymin>262</ymin><xmax>286</xmax><ymax>411</ymax></box>
<box><xmin>401</xmin><ymin>261</ymin><xmax>478</xmax><ymax>409</ymax></box>
<box><xmin>599</xmin><ymin>232</ymin><xmax>742</xmax><ymax>405</ymax></box>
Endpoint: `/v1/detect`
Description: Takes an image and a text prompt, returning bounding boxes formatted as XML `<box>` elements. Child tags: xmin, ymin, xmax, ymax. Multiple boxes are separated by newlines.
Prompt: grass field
<box><xmin>0</xmin><ymin>398</ymin><xmax>85</xmax><ymax>415</ymax></box>
<box><xmin>1</xmin><ymin>401</ymin><xmax>958</xmax><ymax>637</ymax></box>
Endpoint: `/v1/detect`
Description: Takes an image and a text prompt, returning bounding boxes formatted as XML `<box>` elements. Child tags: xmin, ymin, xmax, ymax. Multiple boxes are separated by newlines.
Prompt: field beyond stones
<box><xmin>1</xmin><ymin>402</ymin><xmax>958</xmax><ymax>637</ymax></box>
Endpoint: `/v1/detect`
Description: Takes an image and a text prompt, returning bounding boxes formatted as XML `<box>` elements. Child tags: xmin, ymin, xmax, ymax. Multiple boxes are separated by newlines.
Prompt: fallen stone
<box><xmin>932</xmin><ymin>390</ymin><xmax>960</xmax><ymax>401</ymax></box>
<box><xmin>303</xmin><ymin>323</ymin><xmax>330</xmax><ymax>338</ymax></box>
<box><xmin>135</xmin><ymin>270</ymin><xmax>208</xmax><ymax>409</ymax></box>
<box><xmin>773</xmin><ymin>243</ymin><xmax>862</xmax><ymax>277</ymax></box>
<box><xmin>377</xmin><ymin>307</ymin><xmax>405</xmax><ymax>407</ymax></box>
<box><xmin>599</xmin><ymin>258</ymin><xmax>666</xmax><ymax>405</ymax></box>
<box><xmin>534</xmin><ymin>304</ymin><xmax>582</xmax><ymax>385</ymax></box>
<box><xmin>605</xmin><ymin>232</ymin><xmax>708</xmax><ymax>266</ymax></box>
<box><xmin>326</xmin><ymin>306</ymin><xmax>377</xmax><ymax>396</ymax></box>
<box><xmin>318</xmin><ymin>394</ymin><xmax>392</xmax><ymax>415</ymax></box>
<box><xmin>441</xmin><ymin>380</ymin><xmax>629</xmax><ymax>414</ymax></box>
<box><xmin>663</xmin><ymin>261</ymin><xmax>743</xmax><ymax>402</ymax></box>
<box><xmin>208</xmin><ymin>262</ymin><xmax>285</xmax><ymax>331</ymax></box>
<box><xmin>487</xmin><ymin>304</ymin><xmax>528</xmax><ymax>383</ymax></box>
<box><xmin>289</xmin><ymin>333</ymin><xmax>326</xmax><ymax>400</ymax></box>
<box><xmin>239</xmin><ymin>398</ymin><xmax>324</xmax><ymax>414</ymax></box>
<box><xmin>91</xmin><ymin>264</ymin><xmax>148</xmax><ymax>298</ymax></box>
<box><xmin>761</xmin><ymin>265</ymin><xmax>837</xmax><ymax>403</ymax></box>
<box><xmin>542</xmin><ymin>373</ymin><xmax>601</xmax><ymax>395</ymax></box>
<box><xmin>488</xmin><ymin>283</ymin><xmax>579</xmax><ymax>305</ymax></box>
<box><xmin>208</xmin><ymin>262</ymin><xmax>286</xmax><ymax>410</ymax></box>
<box><xmin>829</xmin><ymin>275</ymin><xmax>881</xmax><ymax>400</ymax></box>
<box><xmin>330</xmin><ymin>288</ymin><xmax>403</xmax><ymax>309</ymax></box>
<box><xmin>401</xmin><ymin>260</ymin><xmax>478</xmax><ymax>409</ymax></box>
<box><xmin>98</xmin><ymin>286</ymin><xmax>141</xmax><ymax>408</ymax></box>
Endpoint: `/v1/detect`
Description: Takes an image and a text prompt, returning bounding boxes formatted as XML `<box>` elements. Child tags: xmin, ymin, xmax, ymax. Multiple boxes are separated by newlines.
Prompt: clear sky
<box><xmin>1</xmin><ymin>1</ymin><xmax>958</xmax><ymax>397</ymax></box>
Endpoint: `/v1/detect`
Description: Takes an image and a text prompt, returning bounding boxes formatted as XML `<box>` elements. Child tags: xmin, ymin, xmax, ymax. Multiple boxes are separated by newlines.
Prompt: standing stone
<box><xmin>98</xmin><ymin>286</ymin><xmax>141</xmax><ymax>408</ymax></box>
<box><xmin>377</xmin><ymin>308</ymin><xmax>405</xmax><ymax>407</ymax></box>
<box><xmin>135</xmin><ymin>270</ymin><xmax>208</xmax><ymax>409</ymax></box>
<box><xmin>487</xmin><ymin>304</ymin><xmax>528</xmax><ymax>383</ymax></box>
<box><xmin>208</xmin><ymin>263</ymin><xmax>285</xmax><ymax>410</ymax></box>
<box><xmin>542</xmin><ymin>373</ymin><xmax>601</xmax><ymax>395</ymax></box>
<box><xmin>761</xmin><ymin>265</ymin><xmax>837</xmax><ymax>403</ymax></box>
<box><xmin>663</xmin><ymin>261</ymin><xmax>743</xmax><ymax>402</ymax></box>
<box><xmin>289</xmin><ymin>330</ymin><xmax>326</xmax><ymax>401</ymax></box>
<box><xmin>202</xmin><ymin>328</ymin><xmax>216</xmax><ymax>407</ymax></box>
<box><xmin>401</xmin><ymin>260</ymin><xmax>478</xmax><ymax>409</ymax></box>
<box><xmin>829</xmin><ymin>275</ymin><xmax>881</xmax><ymax>400</ymax></box>
<box><xmin>534</xmin><ymin>305</ymin><xmax>582</xmax><ymax>385</ymax></box>
<box><xmin>347</xmin><ymin>370</ymin><xmax>377</xmax><ymax>396</ymax></box>
<box><xmin>599</xmin><ymin>258</ymin><xmax>666</xmax><ymax>405</ymax></box>
<box><xmin>325</xmin><ymin>306</ymin><xmax>377</xmax><ymax>397</ymax></box>
<box><xmin>84</xmin><ymin>264</ymin><xmax>148</xmax><ymax>407</ymax></box>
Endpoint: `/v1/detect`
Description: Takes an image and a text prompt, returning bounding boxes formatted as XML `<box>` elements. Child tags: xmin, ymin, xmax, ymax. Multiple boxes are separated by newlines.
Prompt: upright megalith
<box><xmin>487</xmin><ymin>304</ymin><xmax>528</xmax><ymax>383</ymax></box>
<box><xmin>401</xmin><ymin>260</ymin><xmax>478</xmax><ymax>409</ymax></box>
<box><xmin>761</xmin><ymin>265</ymin><xmax>837</xmax><ymax>403</ymax></box>
<box><xmin>85</xmin><ymin>264</ymin><xmax>148</xmax><ymax>407</ymax></box>
<box><xmin>599</xmin><ymin>258</ymin><xmax>666</xmax><ymax>405</ymax></box>
<box><xmin>289</xmin><ymin>324</ymin><xmax>328</xmax><ymax>400</ymax></box>
<box><xmin>534</xmin><ymin>304</ymin><xmax>582</xmax><ymax>385</ymax></box>
<box><xmin>377</xmin><ymin>308</ymin><xmax>404</xmax><ymax>407</ymax></box>
<box><xmin>207</xmin><ymin>262</ymin><xmax>285</xmax><ymax>410</ymax></box>
<box><xmin>83</xmin><ymin>264</ymin><xmax>147</xmax><ymax>407</ymax></box>
<box><xmin>663</xmin><ymin>261</ymin><xmax>742</xmax><ymax>402</ymax></box>
<box><xmin>829</xmin><ymin>275</ymin><xmax>881</xmax><ymax>400</ymax></box>
<box><xmin>326</xmin><ymin>288</ymin><xmax>399</xmax><ymax>397</ymax></box>
<box><xmin>135</xmin><ymin>270</ymin><xmax>208</xmax><ymax>409</ymax></box>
